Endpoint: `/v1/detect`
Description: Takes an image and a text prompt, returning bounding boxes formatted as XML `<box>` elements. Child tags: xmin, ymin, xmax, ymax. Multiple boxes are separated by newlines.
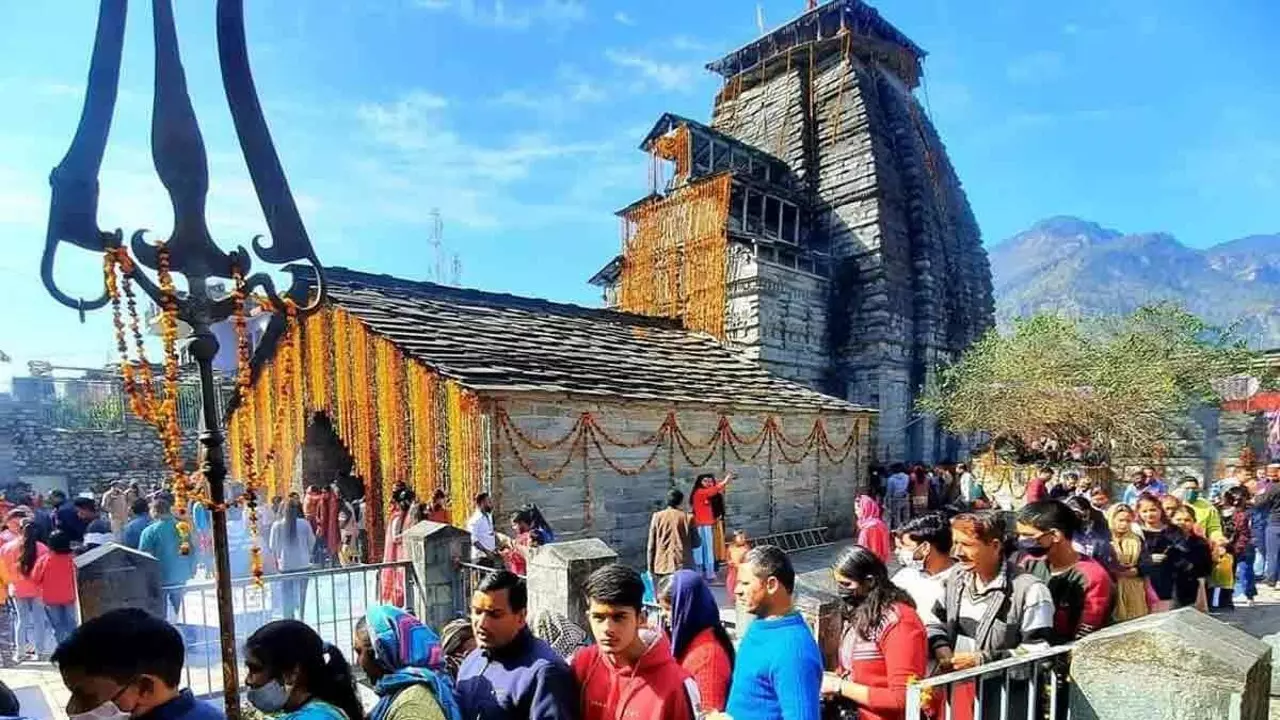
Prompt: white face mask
<box><xmin>247</xmin><ymin>679</ymin><xmax>291</xmax><ymax>714</ymax></box>
<box><xmin>896</xmin><ymin>546</ymin><xmax>925</xmax><ymax>572</ymax></box>
<box><xmin>69</xmin><ymin>700</ymin><xmax>130</xmax><ymax>720</ymax></box>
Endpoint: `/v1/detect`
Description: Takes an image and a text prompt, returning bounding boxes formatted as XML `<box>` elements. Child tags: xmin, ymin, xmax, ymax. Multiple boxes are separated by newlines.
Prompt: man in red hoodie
<box><xmin>572</xmin><ymin>564</ymin><xmax>700</xmax><ymax>720</ymax></box>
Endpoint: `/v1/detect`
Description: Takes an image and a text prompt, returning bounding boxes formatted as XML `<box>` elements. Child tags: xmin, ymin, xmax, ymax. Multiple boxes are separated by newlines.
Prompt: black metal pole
<box><xmin>189</xmin><ymin>317</ymin><xmax>240</xmax><ymax>719</ymax></box>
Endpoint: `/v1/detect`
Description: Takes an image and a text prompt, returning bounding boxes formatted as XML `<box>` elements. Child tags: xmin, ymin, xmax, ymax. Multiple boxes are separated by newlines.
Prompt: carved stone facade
<box><xmin>592</xmin><ymin>1</ymin><xmax>994</xmax><ymax>463</ymax></box>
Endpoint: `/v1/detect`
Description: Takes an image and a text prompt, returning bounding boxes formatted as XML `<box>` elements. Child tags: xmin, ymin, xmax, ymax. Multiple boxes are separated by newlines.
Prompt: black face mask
<box><xmin>837</xmin><ymin>587</ymin><xmax>863</xmax><ymax>607</ymax></box>
<box><xmin>1017</xmin><ymin>537</ymin><xmax>1050</xmax><ymax>558</ymax></box>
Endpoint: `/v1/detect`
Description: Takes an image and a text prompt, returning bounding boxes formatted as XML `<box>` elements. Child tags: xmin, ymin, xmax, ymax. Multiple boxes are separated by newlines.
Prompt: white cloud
<box><xmin>605</xmin><ymin>49</ymin><xmax>698</xmax><ymax>93</ymax></box>
<box><xmin>354</xmin><ymin>90</ymin><xmax>616</xmax><ymax>230</ymax></box>
<box><xmin>414</xmin><ymin>0</ymin><xmax>585</xmax><ymax>30</ymax></box>
<box><xmin>1005</xmin><ymin>50</ymin><xmax>1066</xmax><ymax>85</ymax></box>
<box><xmin>668</xmin><ymin>35</ymin><xmax>713</xmax><ymax>52</ymax></box>
<box><xmin>490</xmin><ymin>65</ymin><xmax>607</xmax><ymax>118</ymax></box>
<box><xmin>613</xmin><ymin>11</ymin><xmax>635</xmax><ymax>26</ymax></box>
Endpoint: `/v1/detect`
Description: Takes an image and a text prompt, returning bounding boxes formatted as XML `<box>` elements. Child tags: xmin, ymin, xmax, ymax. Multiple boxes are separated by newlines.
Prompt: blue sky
<box><xmin>1</xmin><ymin>0</ymin><xmax>1278</xmax><ymax>376</ymax></box>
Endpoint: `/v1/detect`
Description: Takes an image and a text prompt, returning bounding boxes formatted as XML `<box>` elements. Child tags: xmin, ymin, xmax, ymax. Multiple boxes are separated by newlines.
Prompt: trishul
<box><xmin>39</xmin><ymin>0</ymin><xmax>326</xmax><ymax>325</ymax></box>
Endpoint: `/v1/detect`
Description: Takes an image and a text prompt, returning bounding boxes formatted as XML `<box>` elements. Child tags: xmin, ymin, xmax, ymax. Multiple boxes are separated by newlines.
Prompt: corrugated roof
<box><xmin>288</xmin><ymin>266</ymin><xmax>870</xmax><ymax>414</ymax></box>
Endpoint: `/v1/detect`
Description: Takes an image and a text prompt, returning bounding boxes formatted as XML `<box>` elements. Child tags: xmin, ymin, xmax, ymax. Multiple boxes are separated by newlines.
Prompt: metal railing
<box><xmin>905</xmin><ymin>645</ymin><xmax>1075</xmax><ymax>720</ymax></box>
<box><xmin>751</xmin><ymin>526</ymin><xmax>831</xmax><ymax>553</ymax></box>
<box><xmin>163</xmin><ymin>560</ymin><xmax>417</xmax><ymax>697</ymax></box>
<box><xmin>456</xmin><ymin>560</ymin><xmax>527</xmax><ymax>616</ymax></box>
<box><xmin>13</xmin><ymin>375</ymin><xmax>233</xmax><ymax>432</ymax></box>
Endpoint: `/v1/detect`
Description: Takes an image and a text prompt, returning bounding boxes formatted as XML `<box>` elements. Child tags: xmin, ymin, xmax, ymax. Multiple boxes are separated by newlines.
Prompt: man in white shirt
<box><xmin>890</xmin><ymin>513</ymin><xmax>955</xmax><ymax>628</ymax></box>
<box><xmin>466</xmin><ymin>492</ymin><xmax>500</xmax><ymax>567</ymax></box>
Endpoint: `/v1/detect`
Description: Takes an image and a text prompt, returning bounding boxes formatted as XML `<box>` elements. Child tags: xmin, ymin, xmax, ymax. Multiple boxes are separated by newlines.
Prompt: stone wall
<box><xmin>485</xmin><ymin>393</ymin><xmax>871</xmax><ymax>565</ymax></box>
<box><xmin>710</xmin><ymin>39</ymin><xmax>994</xmax><ymax>464</ymax></box>
<box><xmin>726</xmin><ymin>243</ymin><xmax>832</xmax><ymax>388</ymax></box>
<box><xmin>0</xmin><ymin>394</ymin><xmax>198</xmax><ymax>496</ymax></box>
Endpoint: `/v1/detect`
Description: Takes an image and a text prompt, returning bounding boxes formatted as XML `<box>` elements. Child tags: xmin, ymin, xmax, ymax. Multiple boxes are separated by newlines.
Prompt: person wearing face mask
<box><xmin>51</xmin><ymin>607</ymin><xmax>221</xmax><ymax>720</ymax></box>
<box><xmin>823</xmin><ymin>546</ymin><xmax>927</xmax><ymax>720</ymax></box>
<box><xmin>1015</xmin><ymin>500</ymin><xmax>1113</xmax><ymax>645</ymax></box>
<box><xmin>1174</xmin><ymin>477</ymin><xmax>1223</xmax><ymax>543</ymax></box>
<box><xmin>243</xmin><ymin>619</ymin><xmax>365</xmax><ymax>720</ymax></box>
<box><xmin>889</xmin><ymin>514</ymin><xmax>954</xmax><ymax>633</ymax></box>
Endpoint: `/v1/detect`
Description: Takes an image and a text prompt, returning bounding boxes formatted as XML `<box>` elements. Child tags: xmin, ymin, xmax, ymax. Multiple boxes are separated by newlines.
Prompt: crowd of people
<box><xmin>6</xmin><ymin>460</ymin><xmax>1280</xmax><ymax>720</ymax></box>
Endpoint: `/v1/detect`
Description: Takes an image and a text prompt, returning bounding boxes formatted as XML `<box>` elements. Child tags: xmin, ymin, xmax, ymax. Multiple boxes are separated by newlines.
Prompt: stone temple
<box><xmin>590</xmin><ymin>0</ymin><xmax>994</xmax><ymax>464</ymax></box>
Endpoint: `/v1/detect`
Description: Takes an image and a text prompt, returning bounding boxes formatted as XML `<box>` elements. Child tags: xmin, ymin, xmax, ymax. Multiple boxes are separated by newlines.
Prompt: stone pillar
<box><xmin>403</xmin><ymin>521</ymin><xmax>471</xmax><ymax>629</ymax></box>
<box><xmin>527</xmin><ymin>539</ymin><xmax>617</xmax><ymax>628</ymax></box>
<box><xmin>75</xmin><ymin>543</ymin><xmax>164</xmax><ymax>621</ymax></box>
<box><xmin>793</xmin><ymin>568</ymin><xmax>843</xmax><ymax>670</ymax></box>
<box><xmin>1069</xmin><ymin>608</ymin><xmax>1271</xmax><ymax>720</ymax></box>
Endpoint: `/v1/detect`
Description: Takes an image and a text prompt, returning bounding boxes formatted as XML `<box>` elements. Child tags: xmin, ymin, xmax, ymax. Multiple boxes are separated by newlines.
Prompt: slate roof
<box><xmin>286</xmin><ymin>266</ymin><xmax>870</xmax><ymax>414</ymax></box>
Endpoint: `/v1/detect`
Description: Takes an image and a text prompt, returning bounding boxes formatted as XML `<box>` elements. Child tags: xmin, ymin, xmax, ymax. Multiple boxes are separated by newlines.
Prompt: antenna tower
<box><xmin>451</xmin><ymin>254</ymin><xmax>462</xmax><ymax>286</ymax></box>
<box><xmin>428</xmin><ymin>208</ymin><xmax>445</xmax><ymax>283</ymax></box>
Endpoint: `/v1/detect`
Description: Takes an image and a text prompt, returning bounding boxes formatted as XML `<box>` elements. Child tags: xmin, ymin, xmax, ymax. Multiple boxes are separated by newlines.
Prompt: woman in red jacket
<box><xmin>823</xmin><ymin>545</ymin><xmax>928</xmax><ymax>720</ymax></box>
<box><xmin>658</xmin><ymin>570</ymin><xmax>734</xmax><ymax>712</ymax></box>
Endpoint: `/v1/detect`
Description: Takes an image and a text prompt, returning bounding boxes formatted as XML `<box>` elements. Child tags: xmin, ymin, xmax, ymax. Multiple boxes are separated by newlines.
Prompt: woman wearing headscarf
<box><xmin>855</xmin><ymin>495</ymin><xmax>891</xmax><ymax>564</ymax></box>
<box><xmin>437</xmin><ymin>619</ymin><xmax>474</xmax><ymax>681</ymax></box>
<box><xmin>658</xmin><ymin>570</ymin><xmax>734</xmax><ymax>713</ymax></box>
<box><xmin>1107</xmin><ymin>504</ymin><xmax>1150</xmax><ymax>622</ymax></box>
<box><xmin>532</xmin><ymin>610</ymin><xmax>589</xmax><ymax>659</ymax></box>
<box><xmin>353</xmin><ymin>605</ymin><xmax>463</xmax><ymax>720</ymax></box>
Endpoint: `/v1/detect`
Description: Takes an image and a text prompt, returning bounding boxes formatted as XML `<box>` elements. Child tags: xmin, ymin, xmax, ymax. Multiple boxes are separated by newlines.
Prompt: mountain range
<box><xmin>988</xmin><ymin>216</ymin><xmax>1280</xmax><ymax>348</ymax></box>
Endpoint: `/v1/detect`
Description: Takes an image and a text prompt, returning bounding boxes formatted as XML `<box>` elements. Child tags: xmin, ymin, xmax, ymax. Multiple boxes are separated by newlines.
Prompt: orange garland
<box><xmin>618</xmin><ymin>173</ymin><xmax>731</xmax><ymax>339</ymax></box>
<box><xmin>104</xmin><ymin>246</ymin><xmax>192</xmax><ymax>552</ymax></box>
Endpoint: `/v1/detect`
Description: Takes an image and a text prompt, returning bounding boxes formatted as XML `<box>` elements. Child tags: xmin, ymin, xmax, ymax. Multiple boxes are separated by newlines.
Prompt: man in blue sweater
<box><xmin>456</xmin><ymin>570</ymin><xmax>579</xmax><ymax>720</ymax></box>
<box><xmin>719</xmin><ymin>545</ymin><xmax>822</xmax><ymax>720</ymax></box>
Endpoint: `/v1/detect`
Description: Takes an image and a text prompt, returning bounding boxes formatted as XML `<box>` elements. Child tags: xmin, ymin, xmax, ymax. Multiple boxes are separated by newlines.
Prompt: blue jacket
<box><xmin>123</xmin><ymin>515</ymin><xmax>152</xmax><ymax>549</ymax></box>
<box><xmin>139</xmin><ymin>516</ymin><xmax>195</xmax><ymax>587</ymax></box>
<box><xmin>136</xmin><ymin>690</ymin><xmax>222</xmax><ymax>720</ymax></box>
<box><xmin>455</xmin><ymin>627</ymin><xmax>578</xmax><ymax>720</ymax></box>
<box><xmin>54</xmin><ymin>504</ymin><xmax>87</xmax><ymax>542</ymax></box>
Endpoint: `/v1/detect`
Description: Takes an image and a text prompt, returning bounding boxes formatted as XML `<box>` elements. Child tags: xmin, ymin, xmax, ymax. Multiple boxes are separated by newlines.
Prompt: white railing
<box><xmin>905</xmin><ymin>645</ymin><xmax>1075</xmax><ymax>720</ymax></box>
<box><xmin>163</xmin><ymin>560</ymin><xmax>417</xmax><ymax>698</ymax></box>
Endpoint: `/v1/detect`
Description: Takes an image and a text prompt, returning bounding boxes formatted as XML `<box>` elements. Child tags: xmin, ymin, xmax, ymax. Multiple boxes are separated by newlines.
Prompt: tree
<box><xmin>919</xmin><ymin>303</ymin><xmax>1266</xmax><ymax>459</ymax></box>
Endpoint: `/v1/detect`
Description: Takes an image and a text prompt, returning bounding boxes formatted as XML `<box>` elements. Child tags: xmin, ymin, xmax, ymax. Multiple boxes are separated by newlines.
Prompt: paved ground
<box><xmin>6</xmin><ymin>542</ymin><xmax>1280</xmax><ymax>720</ymax></box>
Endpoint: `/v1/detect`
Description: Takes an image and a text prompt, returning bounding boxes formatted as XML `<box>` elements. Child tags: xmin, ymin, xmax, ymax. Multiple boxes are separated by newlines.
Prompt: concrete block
<box><xmin>1070</xmin><ymin>608</ymin><xmax>1271</xmax><ymax>720</ymax></box>
<box><xmin>404</xmin><ymin>520</ymin><xmax>471</xmax><ymax>628</ymax></box>
<box><xmin>527</xmin><ymin>538</ymin><xmax>619</xmax><ymax>629</ymax></box>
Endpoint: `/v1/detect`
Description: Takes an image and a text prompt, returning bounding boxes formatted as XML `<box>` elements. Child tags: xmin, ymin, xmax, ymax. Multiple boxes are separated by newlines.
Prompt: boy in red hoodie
<box><xmin>572</xmin><ymin>564</ymin><xmax>699</xmax><ymax>720</ymax></box>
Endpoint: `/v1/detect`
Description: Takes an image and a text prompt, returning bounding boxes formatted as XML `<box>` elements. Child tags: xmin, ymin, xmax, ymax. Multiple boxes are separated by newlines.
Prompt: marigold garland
<box><xmin>618</xmin><ymin>173</ymin><xmax>731</xmax><ymax>339</ymax></box>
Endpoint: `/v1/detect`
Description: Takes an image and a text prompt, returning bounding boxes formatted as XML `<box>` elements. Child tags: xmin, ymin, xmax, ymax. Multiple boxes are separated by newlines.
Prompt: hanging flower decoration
<box><xmin>103</xmin><ymin>244</ymin><xmax>193</xmax><ymax>554</ymax></box>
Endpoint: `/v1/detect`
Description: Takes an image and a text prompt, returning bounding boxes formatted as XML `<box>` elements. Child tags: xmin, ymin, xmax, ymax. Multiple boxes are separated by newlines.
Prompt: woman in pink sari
<box><xmin>856</xmin><ymin>495</ymin><xmax>892</xmax><ymax>564</ymax></box>
<box><xmin>379</xmin><ymin>483</ymin><xmax>416</xmax><ymax>606</ymax></box>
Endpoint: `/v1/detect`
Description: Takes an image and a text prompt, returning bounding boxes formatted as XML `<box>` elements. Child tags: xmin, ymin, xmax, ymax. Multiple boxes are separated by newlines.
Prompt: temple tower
<box><xmin>590</xmin><ymin>0</ymin><xmax>993</xmax><ymax>463</ymax></box>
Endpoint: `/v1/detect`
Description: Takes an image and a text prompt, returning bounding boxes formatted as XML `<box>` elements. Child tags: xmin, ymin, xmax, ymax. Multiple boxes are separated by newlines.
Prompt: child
<box><xmin>33</xmin><ymin>531</ymin><xmax>77</xmax><ymax>646</ymax></box>
<box><xmin>724</xmin><ymin>530</ymin><xmax>749</xmax><ymax>592</ymax></box>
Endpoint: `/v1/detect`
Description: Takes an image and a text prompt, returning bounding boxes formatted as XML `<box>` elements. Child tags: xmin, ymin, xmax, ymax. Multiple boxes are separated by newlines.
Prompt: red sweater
<box><xmin>837</xmin><ymin>602</ymin><xmax>928</xmax><ymax>720</ymax></box>
<box><xmin>677</xmin><ymin>627</ymin><xmax>733</xmax><ymax>711</ymax></box>
<box><xmin>572</xmin><ymin>632</ymin><xmax>697</xmax><ymax>720</ymax></box>
<box><xmin>33</xmin><ymin>552</ymin><xmax>77</xmax><ymax>606</ymax></box>
<box><xmin>0</xmin><ymin>539</ymin><xmax>48</xmax><ymax>599</ymax></box>
<box><xmin>690</xmin><ymin>483</ymin><xmax>725</xmax><ymax>527</ymax></box>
